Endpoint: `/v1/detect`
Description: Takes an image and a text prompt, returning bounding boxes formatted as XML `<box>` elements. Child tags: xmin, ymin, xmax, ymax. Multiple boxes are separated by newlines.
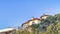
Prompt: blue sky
<box><xmin>0</xmin><ymin>0</ymin><xmax>60</xmax><ymax>29</ymax></box>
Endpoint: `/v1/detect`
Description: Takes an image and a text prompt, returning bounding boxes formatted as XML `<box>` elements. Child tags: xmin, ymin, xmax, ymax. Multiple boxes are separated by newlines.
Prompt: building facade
<box><xmin>22</xmin><ymin>17</ymin><xmax>40</xmax><ymax>28</ymax></box>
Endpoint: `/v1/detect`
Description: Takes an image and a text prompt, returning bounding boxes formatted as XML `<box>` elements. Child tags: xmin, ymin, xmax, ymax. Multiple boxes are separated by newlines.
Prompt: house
<box><xmin>0</xmin><ymin>28</ymin><xmax>16</xmax><ymax>34</ymax></box>
<box><xmin>40</xmin><ymin>14</ymin><xmax>49</xmax><ymax>19</ymax></box>
<box><xmin>22</xmin><ymin>17</ymin><xmax>40</xmax><ymax>28</ymax></box>
<box><xmin>21</xmin><ymin>14</ymin><xmax>49</xmax><ymax>29</ymax></box>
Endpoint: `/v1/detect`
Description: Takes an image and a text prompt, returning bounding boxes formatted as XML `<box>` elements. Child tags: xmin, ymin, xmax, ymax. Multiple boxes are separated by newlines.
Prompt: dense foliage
<box><xmin>13</xmin><ymin>14</ymin><xmax>60</xmax><ymax>34</ymax></box>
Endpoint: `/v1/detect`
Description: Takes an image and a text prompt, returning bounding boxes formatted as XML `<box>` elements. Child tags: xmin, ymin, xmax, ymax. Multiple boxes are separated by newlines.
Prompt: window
<box><xmin>32</xmin><ymin>22</ymin><xmax>35</xmax><ymax>24</ymax></box>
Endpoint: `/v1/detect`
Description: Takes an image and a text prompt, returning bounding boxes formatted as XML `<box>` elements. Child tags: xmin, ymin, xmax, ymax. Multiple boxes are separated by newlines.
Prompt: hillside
<box><xmin>13</xmin><ymin>14</ymin><xmax>60</xmax><ymax>34</ymax></box>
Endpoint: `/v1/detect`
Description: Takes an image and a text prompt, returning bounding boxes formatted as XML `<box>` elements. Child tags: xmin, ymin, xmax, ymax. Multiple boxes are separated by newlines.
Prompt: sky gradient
<box><xmin>0</xmin><ymin>0</ymin><xmax>60</xmax><ymax>29</ymax></box>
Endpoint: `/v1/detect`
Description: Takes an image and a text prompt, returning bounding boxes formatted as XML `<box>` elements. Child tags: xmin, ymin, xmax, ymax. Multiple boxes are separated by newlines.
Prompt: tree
<box><xmin>31</xmin><ymin>24</ymin><xmax>40</xmax><ymax>34</ymax></box>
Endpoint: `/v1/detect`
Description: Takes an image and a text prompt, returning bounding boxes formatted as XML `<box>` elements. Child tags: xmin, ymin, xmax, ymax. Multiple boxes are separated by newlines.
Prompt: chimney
<box><xmin>31</xmin><ymin>17</ymin><xmax>35</xmax><ymax>19</ymax></box>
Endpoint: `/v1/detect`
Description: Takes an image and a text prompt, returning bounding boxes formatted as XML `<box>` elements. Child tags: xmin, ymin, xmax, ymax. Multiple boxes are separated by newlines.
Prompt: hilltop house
<box><xmin>22</xmin><ymin>17</ymin><xmax>40</xmax><ymax>28</ymax></box>
<box><xmin>40</xmin><ymin>14</ymin><xmax>49</xmax><ymax>19</ymax></box>
<box><xmin>21</xmin><ymin>14</ymin><xmax>49</xmax><ymax>29</ymax></box>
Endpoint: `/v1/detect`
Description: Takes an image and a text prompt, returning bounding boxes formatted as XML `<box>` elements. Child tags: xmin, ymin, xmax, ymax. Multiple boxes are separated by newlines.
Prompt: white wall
<box><xmin>42</xmin><ymin>16</ymin><xmax>48</xmax><ymax>19</ymax></box>
<box><xmin>29</xmin><ymin>20</ymin><xmax>40</xmax><ymax>25</ymax></box>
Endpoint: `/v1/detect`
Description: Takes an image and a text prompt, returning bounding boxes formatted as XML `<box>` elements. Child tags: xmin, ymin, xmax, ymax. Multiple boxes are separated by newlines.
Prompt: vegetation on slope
<box><xmin>13</xmin><ymin>14</ymin><xmax>60</xmax><ymax>34</ymax></box>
